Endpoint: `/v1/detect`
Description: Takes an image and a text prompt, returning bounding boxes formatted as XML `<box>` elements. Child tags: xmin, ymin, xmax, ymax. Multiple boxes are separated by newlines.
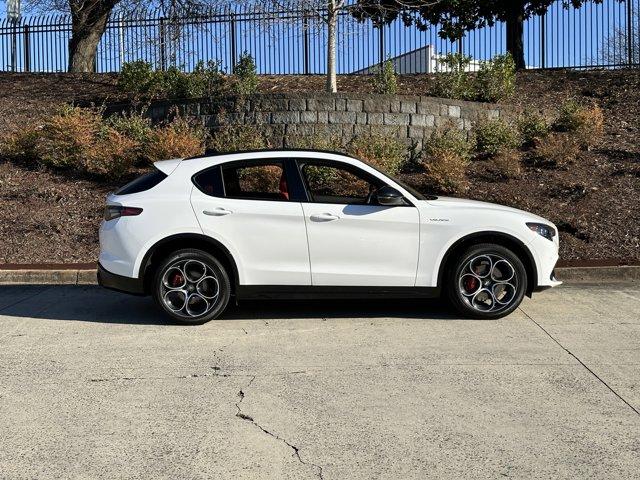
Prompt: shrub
<box><xmin>491</xmin><ymin>148</ymin><xmax>522</xmax><ymax>179</ymax></box>
<box><xmin>144</xmin><ymin>117</ymin><xmax>205</xmax><ymax>163</ymax></box>
<box><xmin>118</xmin><ymin>60</ymin><xmax>158</xmax><ymax>98</ymax></box>
<box><xmin>475</xmin><ymin>53</ymin><xmax>516</xmax><ymax>102</ymax></box>
<box><xmin>518</xmin><ymin>110</ymin><xmax>550</xmax><ymax>146</ymax></box>
<box><xmin>233</xmin><ymin>52</ymin><xmax>259</xmax><ymax>96</ymax></box>
<box><xmin>34</xmin><ymin>106</ymin><xmax>104</xmax><ymax>169</ymax></box>
<box><xmin>286</xmin><ymin>132</ymin><xmax>344</xmax><ymax>151</ymax></box>
<box><xmin>424</xmin><ymin>149</ymin><xmax>469</xmax><ymax>194</ymax></box>
<box><xmin>423</xmin><ymin>127</ymin><xmax>473</xmax><ymax>161</ymax></box>
<box><xmin>347</xmin><ymin>134</ymin><xmax>407</xmax><ymax>175</ymax></box>
<box><xmin>532</xmin><ymin>133</ymin><xmax>580</xmax><ymax>168</ymax></box>
<box><xmin>422</xmin><ymin>128</ymin><xmax>471</xmax><ymax>194</ymax></box>
<box><xmin>554</xmin><ymin>100</ymin><xmax>605</xmax><ymax>149</ymax></box>
<box><xmin>106</xmin><ymin>112</ymin><xmax>152</xmax><ymax>164</ymax></box>
<box><xmin>119</xmin><ymin>61</ymin><xmax>226</xmax><ymax>99</ymax></box>
<box><xmin>84</xmin><ymin>129</ymin><xmax>138</xmax><ymax>178</ymax></box>
<box><xmin>372</xmin><ymin>58</ymin><xmax>398</xmax><ymax>95</ymax></box>
<box><xmin>0</xmin><ymin>124</ymin><xmax>40</xmax><ymax>160</ymax></box>
<box><xmin>207</xmin><ymin>124</ymin><xmax>269</xmax><ymax>153</ymax></box>
<box><xmin>474</xmin><ymin>118</ymin><xmax>520</xmax><ymax>156</ymax></box>
<box><xmin>430</xmin><ymin>53</ymin><xmax>476</xmax><ymax>101</ymax></box>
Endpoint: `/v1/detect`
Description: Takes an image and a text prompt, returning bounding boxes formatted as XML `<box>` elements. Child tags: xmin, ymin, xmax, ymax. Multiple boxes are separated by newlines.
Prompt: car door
<box><xmin>297</xmin><ymin>159</ymin><xmax>420</xmax><ymax>286</ymax></box>
<box><xmin>190</xmin><ymin>158</ymin><xmax>311</xmax><ymax>285</ymax></box>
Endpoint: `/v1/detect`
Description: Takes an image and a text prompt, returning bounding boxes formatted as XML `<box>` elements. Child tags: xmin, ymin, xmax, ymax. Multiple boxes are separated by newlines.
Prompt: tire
<box><xmin>152</xmin><ymin>249</ymin><xmax>231</xmax><ymax>325</ymax></box>
<box><xmin>447</xmin><ymin>243</ymin><xmax>527</xmax><ymax>320</ymax></box>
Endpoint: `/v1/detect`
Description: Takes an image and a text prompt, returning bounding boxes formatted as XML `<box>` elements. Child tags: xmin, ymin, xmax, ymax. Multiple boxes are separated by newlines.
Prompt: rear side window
<box><xmin>221</xmin><ymin>162</ymin><xmax>289</xmax><ymax>201</ymax></box>
<box><xmin>115</xmin><ymin>170</ymin><xmax>167</xmax><ymax>195</ymax></box>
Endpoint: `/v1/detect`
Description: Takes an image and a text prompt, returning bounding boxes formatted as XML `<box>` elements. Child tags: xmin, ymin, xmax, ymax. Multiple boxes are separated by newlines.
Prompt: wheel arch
<box><xmin>436</xmin><ymin>231</ymin><xmax>538</xmax><ymax>296</ymax></box>
<box><xmin>138</xmin><ymin>233</ymin><xmax>240</xmax><ymax>295</ymax></box>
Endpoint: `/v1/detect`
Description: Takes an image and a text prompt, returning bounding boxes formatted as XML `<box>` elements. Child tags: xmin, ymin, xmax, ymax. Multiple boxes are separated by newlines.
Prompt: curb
<box><xmin>0</xmin><ymin>266</ymin><xmax>638</xmax><ymax>286</ymax></box>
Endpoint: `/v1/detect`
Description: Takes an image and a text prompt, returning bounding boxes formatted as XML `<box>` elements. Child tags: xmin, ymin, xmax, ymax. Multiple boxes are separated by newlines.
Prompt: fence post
<box><xmin>378</xmin><ymin>25</ymin><xmax>385</xmax><ymax>64</ymax></box>
<box><xmin>229</xmin><ymin>11</ymin><xmax>237</xmax><ymax>73</ymax></box>
<box><xmin>11</xmin><ymin>20</ymin><xmax>18</xmax><ymax>72</ymax></box>
<box><xmin>541</xmin><ymin>12</ymin><xmax>546</xmax><ymax>69</ymax></box>
<box><xmin>303</xmin><ymin>12</ymin><xmax>310</xmax><ymax>74</ymax></box>
<box><xmin>23</xmin><ymin>24</ymin><xmax>30</xmax><ymax>72</ymax></box>
<box><xmin>627</xmin><ymin>0</ymin><xmax>633</xmax><ymax>66</ymax></box>
<box><xmin>159</xmin><ymin>17</ymin><xmax>167</xmax><ymax>71</ymax></box>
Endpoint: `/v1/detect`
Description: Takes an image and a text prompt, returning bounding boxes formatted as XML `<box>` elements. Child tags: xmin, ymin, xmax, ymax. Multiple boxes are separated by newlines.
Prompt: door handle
<box><xmin>310</xmin><ymin>213</ymin><xmax>340</xmax><ymax>222</ymax></box>
<box><xmin>203</xmin><ymin>208</ymin><xmax>233</xmax><ymax>216</ymax></box>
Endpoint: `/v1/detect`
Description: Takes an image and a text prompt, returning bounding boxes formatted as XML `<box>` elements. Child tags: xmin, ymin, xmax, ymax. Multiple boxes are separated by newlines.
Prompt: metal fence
<box><xmin>1</xmin><ymin>0</ymin><xmax>639</xmax><ymax>74</ymax></box>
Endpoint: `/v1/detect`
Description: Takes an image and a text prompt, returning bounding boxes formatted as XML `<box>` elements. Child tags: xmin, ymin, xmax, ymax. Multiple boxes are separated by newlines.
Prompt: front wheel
<box><xmin>152</xmin><ymin>249</ymin><xmax>231</xmax><ymax>324</ymax></box>
<box><xmin>447</xmin><ymin>243</ymin><xmax>527</xmax><ymax>319</ymax></box>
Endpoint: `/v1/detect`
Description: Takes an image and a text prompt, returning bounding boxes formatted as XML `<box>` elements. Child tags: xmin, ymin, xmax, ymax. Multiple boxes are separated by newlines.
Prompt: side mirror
<box><xmin>376</xmin><ymin>186</ymin><xmax>406</xmax><ymax>206</ymax></box>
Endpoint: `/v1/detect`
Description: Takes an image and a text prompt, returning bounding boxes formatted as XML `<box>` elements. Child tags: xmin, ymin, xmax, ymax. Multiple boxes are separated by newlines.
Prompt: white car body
<box><xmin>98</xmin><ymin>150</ymin><xmax>561</xmax><ymax>312</ymax></box>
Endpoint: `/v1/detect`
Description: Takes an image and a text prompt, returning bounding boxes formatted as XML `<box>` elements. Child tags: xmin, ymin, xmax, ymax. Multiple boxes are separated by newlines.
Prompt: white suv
<box><xmin>98</xmin><ymin>149</ymin><xmax>561</xmax><ymax>324</ymax></box>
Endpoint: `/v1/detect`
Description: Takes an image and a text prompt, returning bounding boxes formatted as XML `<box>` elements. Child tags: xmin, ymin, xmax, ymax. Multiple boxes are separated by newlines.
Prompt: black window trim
<box><xmin>293</xmin><ymin>158</ymin><xmax>414</xmax><ymax>207</ymax></box>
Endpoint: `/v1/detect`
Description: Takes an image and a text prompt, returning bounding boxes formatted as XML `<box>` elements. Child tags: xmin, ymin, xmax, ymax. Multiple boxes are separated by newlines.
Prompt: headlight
<box><xmin>526</xmin><ymin>222</ymin><xmax>556</xmax><ymax>241</ymax></box>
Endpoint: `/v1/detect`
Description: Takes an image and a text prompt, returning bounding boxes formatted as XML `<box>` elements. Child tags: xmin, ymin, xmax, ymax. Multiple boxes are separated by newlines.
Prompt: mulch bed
<box><xmin>0</xmin><ymin>69</ymin><xmax>638</xmax><ymax>264</ymax></box>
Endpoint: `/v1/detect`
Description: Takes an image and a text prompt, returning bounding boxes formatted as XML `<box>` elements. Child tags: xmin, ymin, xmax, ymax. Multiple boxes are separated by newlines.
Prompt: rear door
<box><xmin>190</xmin><ymin>159</ymin><xmax>310</xmax><ymax>286</ymax></box>
<box><xmin>297</xmin><ymin>159</ymin><xmax>420</xmax><ymax>286</ymax></box>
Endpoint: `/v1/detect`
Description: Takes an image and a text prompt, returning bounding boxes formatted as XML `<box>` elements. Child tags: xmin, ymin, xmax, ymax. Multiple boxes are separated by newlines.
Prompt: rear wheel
<box><xmin>447</xmin><ymin>243</ymin><xmax>527</xmax><ymax>319</ymax></box>
<box><xmin>152</xmin><ymin>249</ymin><xmax>231</xmax><ymax>324</ymax></box>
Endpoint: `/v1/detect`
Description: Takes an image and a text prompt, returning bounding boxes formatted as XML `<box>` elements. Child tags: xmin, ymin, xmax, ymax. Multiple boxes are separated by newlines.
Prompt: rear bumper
<box><xmin>97</xmin><ymin>263</ymin><xmax>145</xmax><ymax>295</ymax></box>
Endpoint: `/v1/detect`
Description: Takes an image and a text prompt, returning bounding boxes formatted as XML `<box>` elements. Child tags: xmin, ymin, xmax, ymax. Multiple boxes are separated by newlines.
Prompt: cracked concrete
<box><xmin>0</xmin><ymin>282</ymin><xmax>639</xmax><ymax>479</ymax></box>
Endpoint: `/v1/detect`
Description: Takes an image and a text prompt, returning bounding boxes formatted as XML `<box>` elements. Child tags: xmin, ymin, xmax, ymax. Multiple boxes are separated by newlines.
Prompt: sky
<box><xmin>1</xmin><ymin>0</ymin><xmax>638</xmax><ymax>73</ymax></box>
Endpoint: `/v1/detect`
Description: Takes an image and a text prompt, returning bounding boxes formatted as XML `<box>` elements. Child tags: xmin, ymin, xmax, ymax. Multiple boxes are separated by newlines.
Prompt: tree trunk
<box><xmin>505</xmin><ymin>5</ymin><xmax>526</xmax><ymax>70</ymax></box>
<box><xmin>68</xmin><ymin>1</ymin><xmax>116</xmax><ymax>72</ymax></box>
<box><xmin>326</xmin><ymin>1</ymin><xmax>337</xmax><ymax>93</ymax></box>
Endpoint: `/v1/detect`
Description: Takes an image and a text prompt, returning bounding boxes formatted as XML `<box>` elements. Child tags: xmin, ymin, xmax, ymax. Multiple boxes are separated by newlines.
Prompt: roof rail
<box><xmin>184</xmin><ymin>148</ymin><xmax>357</xmax><ymax>161</ymax></box>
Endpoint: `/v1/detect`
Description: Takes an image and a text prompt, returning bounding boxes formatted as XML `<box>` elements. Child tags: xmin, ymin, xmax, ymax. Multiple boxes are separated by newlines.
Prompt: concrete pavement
<box><xmin>0</xmin><ymin>283</ymin><xmax>638</xmax><ymax>479</ymax></box>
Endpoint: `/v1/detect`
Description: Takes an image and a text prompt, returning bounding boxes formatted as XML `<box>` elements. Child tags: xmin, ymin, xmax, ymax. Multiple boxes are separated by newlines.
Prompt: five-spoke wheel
<box><xmin>153</xmin><ymin>249</ymin><xmax>230</xmax><ymax>324</ymax></box>
<box><xmin>449</xmin><ymin>244</ymin><xmax>527</xmax><ymax>319</ymax></box>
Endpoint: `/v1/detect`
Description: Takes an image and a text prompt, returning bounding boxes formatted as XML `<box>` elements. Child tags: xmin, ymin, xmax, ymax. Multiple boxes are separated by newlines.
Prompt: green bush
<box><xmin>475</xmin><ymin>53</ymin><xmax>516</xmax><ymax>102</ymax></box>
<box><xmin>286</xmin><ymin>132</ymin><xmax>344</xmax><ymax>151</ymax></box>
<box><xmin>207</xmin><ymin>124</ymin><xmax>269</xmax><ymax>153</ymax></box>
<box><xmin>430</xmin><ymin>53</ymin><xmax>476</xmax><ymax>101</ymax></box>
<box><xmin>474</xmin><ymin>118</ymin><xmax>520</xmax><ymax>156</ymax></box>
<box><xmin>518</xmin><ymin>110</ymin><xmax>550</xmax><ymax>146</ymax></box>
<box><xmin>347</xmin><ymin>134</ymin><xmax>407</xmax><ymax>175</ymax></box>
<box><xmin>372</xmin><ymin>58</ymin><xmax>398</xmax><ymax>95</ymax></box>
<box><xmin>233</xmin><ymin>52</ymin><xmax>259</xmax><ymax>96</ymax></box>
<box><xmin>119</xmin><ymin>61</ymin><xmax>226</xmax><ymax>99</ymax></box>
<box><xmin>118</xmin><ymin>60</ymin><xmax>158</xmax><ymax>98</ymax></box>
<box><xmin>105</xmin><ymin>113</ymin><xmax>153</xmax><ymax>165</ymax></box>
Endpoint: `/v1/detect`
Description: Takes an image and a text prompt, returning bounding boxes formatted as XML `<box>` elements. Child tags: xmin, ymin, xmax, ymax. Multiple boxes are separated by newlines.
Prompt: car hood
<box><xmin>421</xmin><ymin>196</ymin><xmax>552</xmax><ymax>224</ymax></box>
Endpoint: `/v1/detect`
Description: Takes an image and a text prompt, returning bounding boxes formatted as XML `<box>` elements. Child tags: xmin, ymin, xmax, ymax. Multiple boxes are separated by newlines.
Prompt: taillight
<box><xmin>104</xmin><ymin>205</ymin><xmax>143</xmax><ymax>221</ymax></box>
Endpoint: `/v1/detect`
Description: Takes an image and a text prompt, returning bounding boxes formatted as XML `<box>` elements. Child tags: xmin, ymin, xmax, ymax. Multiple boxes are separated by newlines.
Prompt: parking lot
<box><xmin>0</xmin><ymin>282</ymin><xmax>638</xmax><ymax>479</ymax></box>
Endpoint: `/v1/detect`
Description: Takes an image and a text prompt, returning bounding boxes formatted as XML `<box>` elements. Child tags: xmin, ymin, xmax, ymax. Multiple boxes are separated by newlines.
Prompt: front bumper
<box><xmin>97</xmin><ymin>263</ymin><xmax>145</xmax><ymax>296</ymax></box>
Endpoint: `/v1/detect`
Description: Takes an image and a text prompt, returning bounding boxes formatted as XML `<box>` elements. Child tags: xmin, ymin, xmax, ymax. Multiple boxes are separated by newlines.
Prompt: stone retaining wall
<box><xmin>110</xmin><ymin>93</ymin><xmax>514</xmax><ymax>150</ymax></box>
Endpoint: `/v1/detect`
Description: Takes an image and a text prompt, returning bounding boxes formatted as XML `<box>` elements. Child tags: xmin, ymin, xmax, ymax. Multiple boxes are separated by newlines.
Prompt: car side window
<box><xmin>300</xmin><ymin>162</ymin><xmax>381</xmax><ymax>205</ymax></box>
<box><xmin>221</xmin><ymin>162</ymin><xmax>290</xmax><ymax>201</ymax></box>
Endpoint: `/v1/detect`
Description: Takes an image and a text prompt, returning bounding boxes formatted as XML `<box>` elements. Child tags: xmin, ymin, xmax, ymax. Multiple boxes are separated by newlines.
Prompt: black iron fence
<box><xmin>1</xmin><ymin>0</ymin><xmax>639</xmax><ymax>74</ymax></box>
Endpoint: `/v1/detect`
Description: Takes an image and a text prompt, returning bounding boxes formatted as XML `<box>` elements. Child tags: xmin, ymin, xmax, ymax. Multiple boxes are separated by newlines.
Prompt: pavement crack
<box><xmin>235</xmin><ymin>376</ymin><xmax>324</xmax><ymax>479</ymax></box>
<box><xmin>519</xmin><ymin>307</ymin><xmax>639</xmax><ymax>416</ymax></box>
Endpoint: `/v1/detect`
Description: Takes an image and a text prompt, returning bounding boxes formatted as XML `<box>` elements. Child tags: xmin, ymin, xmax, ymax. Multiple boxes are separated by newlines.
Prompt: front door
<box><xmin>297</xmin><ymin>160</ymin><xmax>420</xmax><ymax>286</ymax></box>
<box><xmin>191</xmin><ymin>159</ymin><xmax>310</xmax><ymax>285</ymax></box>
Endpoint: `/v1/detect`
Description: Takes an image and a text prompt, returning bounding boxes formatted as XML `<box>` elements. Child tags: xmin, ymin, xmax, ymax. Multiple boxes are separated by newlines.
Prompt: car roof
<box><xmin>184</xmin><ymin>148</ymin><xmax>358</xmax><ymax>163</ymax></box>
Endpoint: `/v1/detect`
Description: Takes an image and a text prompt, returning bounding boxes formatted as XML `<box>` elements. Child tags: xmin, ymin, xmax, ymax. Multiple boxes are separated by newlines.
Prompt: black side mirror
<box><xmin>376</xmin><ymin>186</ymin><xmax>406</xmax><ymax>206</ymax></box>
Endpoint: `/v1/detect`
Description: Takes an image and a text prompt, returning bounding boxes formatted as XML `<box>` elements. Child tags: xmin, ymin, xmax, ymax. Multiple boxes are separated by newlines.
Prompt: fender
<box><xmin>137</xmin><ymin>233</ymin><xmax>241</xmax><ymax>287</ymax></box>
<box><xmin>433</xmin><ymin>230</ymin><xmax>539</xmax><ymax>292</ymax></box>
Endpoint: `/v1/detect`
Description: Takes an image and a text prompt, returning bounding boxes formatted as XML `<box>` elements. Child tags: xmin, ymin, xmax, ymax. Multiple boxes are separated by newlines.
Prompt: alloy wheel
<box><xmin>160</xmin><ymin>259</ymin><xmax>220</xmax><ymax>319</ymax></box>
<box><xmin>458</xmin><ymin>254</ymin><xmax>519</xmax><ymax>313</ymax></box>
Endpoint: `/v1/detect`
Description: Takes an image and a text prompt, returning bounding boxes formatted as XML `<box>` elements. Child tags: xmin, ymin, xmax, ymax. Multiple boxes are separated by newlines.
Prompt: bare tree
<box><xmin>17</xmin><ymin>0</ymin><xmax>234</xmax><ymax>72</ymax></box>
<box><xmin>600</xmin><ymin>7</ymin><xmax>639</xmax><ymax>66</ymax></box>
